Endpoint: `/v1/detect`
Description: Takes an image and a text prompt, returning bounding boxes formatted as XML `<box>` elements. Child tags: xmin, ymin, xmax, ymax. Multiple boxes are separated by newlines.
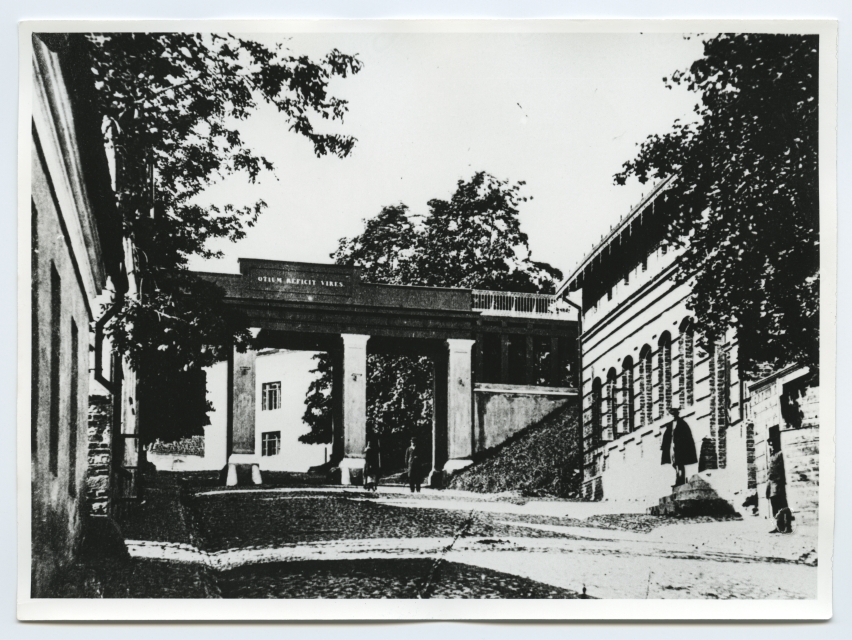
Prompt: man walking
<box><xmin>405</xmin><ymin>437</ymin><xmax>421</xmax><ymax>493</ymax></box>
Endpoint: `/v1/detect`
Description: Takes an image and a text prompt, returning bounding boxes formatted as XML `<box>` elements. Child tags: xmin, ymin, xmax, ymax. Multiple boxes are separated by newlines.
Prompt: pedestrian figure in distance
<box><xmin>405</xmin><ymin>437</ymin><xmax>421</xmax><ymax>493</ymax></box>
<box><xmin>767</xmin><ymin>434</ymin><xmax>794</xmax><ymax>534</ymax></box>
<box><xmin>363</xmin><ymin>442</ymin><xmax>380</xmax><ymax>492</ymax></box>
<box><xmin>661</xmin><ymin>407</ymin><xmax>698</xmax><ymax>487</ymax></box>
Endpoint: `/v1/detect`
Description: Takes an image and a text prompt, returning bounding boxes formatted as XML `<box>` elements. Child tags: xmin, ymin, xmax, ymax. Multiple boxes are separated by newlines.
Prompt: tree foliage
<box><xmin>615</xmin><ymin>34</ymin><xmax>819</xmax><ymax>376</ymax></box>
<box><xmin>300</xmin><ymin>173</ymin><xmax>562</xmax><ymax>464</ymax></box>
<box><xmin>80</xmin><ymin>33</ymin><xmax>361</xmax><ymax>440</ymax></box>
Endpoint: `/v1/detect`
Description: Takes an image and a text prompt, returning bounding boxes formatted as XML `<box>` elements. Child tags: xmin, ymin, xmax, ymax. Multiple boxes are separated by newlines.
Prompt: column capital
<box><xmin>341</xmin><ymin>333</ymin><xmax>370</xmax><ymax>348</ymax></box>
<box><xmin>446</xmin><ymin>338</ymin><xmax>476</xmax><ymax>353</ymax></box>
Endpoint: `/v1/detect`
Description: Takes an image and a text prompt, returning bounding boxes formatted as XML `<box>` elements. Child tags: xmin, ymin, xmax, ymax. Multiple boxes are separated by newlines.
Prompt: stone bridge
<box><xmin>195</xmin><ymin>259</ymin><xmax>579</xmax><ymax>486</ymax></box>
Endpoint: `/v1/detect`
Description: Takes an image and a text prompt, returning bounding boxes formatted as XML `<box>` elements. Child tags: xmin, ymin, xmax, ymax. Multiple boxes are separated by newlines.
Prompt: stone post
<box><xmin>428</xmin><ymin>349</ymin><xmax>449</xmax><ymax>487</ymax></box>
<box><xmin>444</xmin><ymin>338</ymin><xmax>476</xmax><ymax>474</ymax></box>
<box><xmin>338</xmin><ymin>333</ymin><xmax>370</xmax><ymax>484</ymax></box>
<box><xmin>226</xmin><ymin>345</ymin><xmax>262</xmax><ymax>486</ymax></box>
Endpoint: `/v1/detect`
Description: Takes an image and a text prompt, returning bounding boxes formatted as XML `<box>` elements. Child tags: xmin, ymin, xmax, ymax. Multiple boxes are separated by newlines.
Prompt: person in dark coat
<box><xmin>766</xmin><ymin>437</ymin><xmax>793</xmax><ymax>534</ymax></box>
<box><xmin>405</xmin><ymin>438</ymin><xmax>421</xmax><ymax>493</ymax></box>
<box><xmin>661</xmin><ymin>408</ymin><xmax>698</xmax><ymax>486</ymax></box>
<box><xmin>363</xmin><ymin>443</ymin><xmax>380</xmax><ymax>492</ymax></box>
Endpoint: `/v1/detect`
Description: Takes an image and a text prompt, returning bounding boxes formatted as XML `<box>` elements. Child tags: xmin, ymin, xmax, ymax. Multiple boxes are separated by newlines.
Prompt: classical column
<box><xmin>428</xmin><ymin>348</ymin><xmax>449</xmax><ymax>488</ymax></box>
<box><xmin>226</xmin><ymin>345</ymin><xmax>262</xmax><ymax>486</ymax></box>
<box><xmin>444</xmin><ymin>338</ymin><xmax>476</xmax><ymax>474</ymax></box>
<box><xmin>337</xmin><ymin>333</ymin><xmax>370</xmax><ymax>485</ymax></box>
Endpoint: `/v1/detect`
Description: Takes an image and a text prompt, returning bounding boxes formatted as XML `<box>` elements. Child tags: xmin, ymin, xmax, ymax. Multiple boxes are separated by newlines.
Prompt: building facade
<box><xmin>30</xmin><ymin>34</ymin><xmax>128</xmax><ymax>595</ymax></box>
<box><xmin>149</xmin><ymin>349</ymin><xmax>330</xmax><ymax>474</ymax></box>
<box><xmin>561</xmin><ymin>180</ymin><xmax>765</xmax><ymax>512</ymax></box>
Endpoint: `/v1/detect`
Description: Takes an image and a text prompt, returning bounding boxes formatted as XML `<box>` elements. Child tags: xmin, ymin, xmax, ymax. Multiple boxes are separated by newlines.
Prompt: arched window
<box><xmin>591</xmin><ymin>377</ymin><xmax>603</xmax><ymax>444</ymax></box>
<box><xmin>657</xmin><ymin>332</ymin><xmax>672</xmax><ymax>419</ymax></box>
<box><xmin>678</xmin><ymin>319</ymin><xmax>695</xmax><ymax>407</ymax></box>
<box><xmin>714</xmin><ymin>346</ymin><xmax>730</xmax><ymax>468</ymax></box>
<box><xmin>638</xmin><ymin>345</ymin><xmax>653</xmax><ymax>427</ymax></box>
<box><xmin>621</xmin><ymin>356</ymin><xmax>635</xmax><ymax>432</ymax></box>
<box><xmin>606</xmin><ymin>368</ymin><xmax>618</xmax><ymax>439</ymax></box>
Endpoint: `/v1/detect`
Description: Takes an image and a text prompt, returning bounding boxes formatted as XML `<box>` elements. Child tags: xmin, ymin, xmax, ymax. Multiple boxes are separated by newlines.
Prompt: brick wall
<box><xmin>86</xmin><ymin>394</ymin><xmax>113</xmax><ymax>517</ymax></box>
<box><xmin>750</xmin><ymin>369</ymin><xmax>820</xmax><ymax>524</ymax></box>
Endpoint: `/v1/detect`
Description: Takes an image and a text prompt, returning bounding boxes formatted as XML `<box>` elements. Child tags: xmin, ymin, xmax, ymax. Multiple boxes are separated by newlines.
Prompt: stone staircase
<box><xmin>647</xmin><ymin>475</ymin><xmax>739</xmax><ymax>518</ymax></box>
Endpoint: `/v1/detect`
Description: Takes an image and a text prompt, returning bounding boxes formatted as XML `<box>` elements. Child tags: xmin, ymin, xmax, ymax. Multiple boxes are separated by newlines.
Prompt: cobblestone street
<box><xmin>54</xmin><ymin>472</ymin><xmax>819</xmax><ymax>600</ymax></box>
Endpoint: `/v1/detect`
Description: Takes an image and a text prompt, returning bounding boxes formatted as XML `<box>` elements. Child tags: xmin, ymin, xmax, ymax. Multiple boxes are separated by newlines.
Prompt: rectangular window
<box><xmin>68</xmin><ymin>320</ymin><xmax>78</xmax><ymax>496</ymax></box>
<box><xmin>262</xmin><ymin>431</ymin><xmax>281</xmax><ymax>457</ymax></box>
<box><xmin>262</xmin><ymin>381</ymin><xmax>281</xmax><ymax>411</ymax></box>
<box><xmin>49</xmin><ymin>264</ymin><xmax>61</xmax><ymax>476</ymax></box>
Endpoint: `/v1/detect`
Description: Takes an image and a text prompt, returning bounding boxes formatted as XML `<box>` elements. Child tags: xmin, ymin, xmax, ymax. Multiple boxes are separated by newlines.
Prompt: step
<box><xmin>648</xmin><ymin>497</ymin><xmax>739</xmax><ymax>518</ymax></box>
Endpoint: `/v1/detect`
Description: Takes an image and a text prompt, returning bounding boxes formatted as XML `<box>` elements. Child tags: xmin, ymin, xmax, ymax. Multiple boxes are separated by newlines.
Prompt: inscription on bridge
<box><xmin>248</xmin><ymin>265</ymin><xmax>355</xmax><ymax>298</ymax></box>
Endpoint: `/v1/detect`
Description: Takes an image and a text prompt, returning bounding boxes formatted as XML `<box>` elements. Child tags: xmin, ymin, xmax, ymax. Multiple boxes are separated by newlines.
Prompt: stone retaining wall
<box><xmin>86</xmin><ymin>394</ymin><xmax>113</xmax><ymax>517</ymax></box>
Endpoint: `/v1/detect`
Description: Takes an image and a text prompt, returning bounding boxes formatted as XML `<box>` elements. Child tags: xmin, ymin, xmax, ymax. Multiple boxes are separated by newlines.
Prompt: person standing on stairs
<box><xmin>767</xmin><ymin>433</ymin><xmax>794</xmax><ymax>534</ymax></box>
<box><xmin>661</xmin><ymin>407</ymin><xmax>698</xmax><ymax>486</ymax></box>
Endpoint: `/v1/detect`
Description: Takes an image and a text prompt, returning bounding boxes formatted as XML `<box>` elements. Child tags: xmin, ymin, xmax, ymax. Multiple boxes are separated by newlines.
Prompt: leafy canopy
<box><xmin>615</xmin><ymin>34</ymin><xmax>819</xmax><ymax>376</ymax></box>
<box><xmin>86</xmin><ymin>32</ymin><xmax>362</xmax><ymax>372</ymax></box>
<box><xmin>301</xmin><ymin>173</ymin><xmax>562</xmax><ymax>460</ymax></box>
<box><xmin>81</xmin><ymin>33</ymin><xmax>361</xmax><ymax>443</ymax></box>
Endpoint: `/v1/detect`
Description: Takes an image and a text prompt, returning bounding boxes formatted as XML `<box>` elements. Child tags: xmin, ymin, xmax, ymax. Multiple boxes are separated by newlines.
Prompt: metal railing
<box><xmin>471</xmin><ymin>290</ymin><xmax>575</xmax><ymax>319</ymax></box>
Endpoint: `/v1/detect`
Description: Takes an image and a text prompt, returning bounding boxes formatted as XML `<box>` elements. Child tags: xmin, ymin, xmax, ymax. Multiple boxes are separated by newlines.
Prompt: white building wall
<box><xmin>253</xmin><ymin>350</ymin><xmax>328</xmax><ymax>472</ymax></box>
<box><xmin>580</xmin><ymin>243</ymin><xmax>749</xmax><ymax>509</ymax></box>
<box><xmin>156</xmin><ymin>350</ymin><xmax>328</xmax><ymax>473</ymax></box>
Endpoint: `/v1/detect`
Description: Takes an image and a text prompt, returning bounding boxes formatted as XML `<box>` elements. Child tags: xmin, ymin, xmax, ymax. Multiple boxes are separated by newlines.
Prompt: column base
<box><xmin>338</xmin><ymin>457</ymin><xmax>365</xmax><ymax>486</ymax></box>
<box><xmin>225</xmin><ymin>456</ymin><xmax>263</xmax><ymax>486</ymax></box>
<box><xmin>226</xmin><ymin>463</ymin><xmax>238</xmax><ymax>487</ymax></box>
<box><xmin>443</xmin><ymin>459</ymin><xmax>473</xmax><ymax>475</ymax></box>
<box><xmin>427</xmin><ymin>468</ymin><xmax>444</xmax><ymax>489</ymax></box>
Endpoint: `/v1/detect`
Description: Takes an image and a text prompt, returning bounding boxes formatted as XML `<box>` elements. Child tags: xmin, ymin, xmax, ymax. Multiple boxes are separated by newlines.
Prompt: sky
<box><xmin>188</xmin><ymin>31</ymin><xmax>706</xmax><ymax>282</ymax></box>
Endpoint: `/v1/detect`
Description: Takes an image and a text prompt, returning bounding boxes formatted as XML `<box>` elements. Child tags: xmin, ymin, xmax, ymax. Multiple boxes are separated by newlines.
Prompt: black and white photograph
<box><xmin>17</xmin><ymin>19</ymin><xmax>837</xmax><ymax>620</ymax></box>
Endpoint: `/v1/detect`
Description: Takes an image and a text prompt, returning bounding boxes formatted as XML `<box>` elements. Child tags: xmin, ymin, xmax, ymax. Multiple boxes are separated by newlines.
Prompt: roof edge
<box><xmin>556</xmin><ymin>175</ymin><xmax>677</xmax><ymax>297</ymax></box>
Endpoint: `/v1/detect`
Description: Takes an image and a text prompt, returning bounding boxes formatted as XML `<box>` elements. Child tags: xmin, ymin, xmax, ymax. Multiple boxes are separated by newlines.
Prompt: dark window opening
<box><xmin>68</xmin><ymin>320</ymin><xmax>78</xmax><ymax>496</ymax></box>
<box><xmin>621</xmin><ymin>357</ymin><xmax>635</xmax><ymax>433</ymax></box>
<box><xmin>591</xmin><ymin>378</ymin><xmax>603</xmax><ymax>444</ymax></box>
<box><xmin>507</xmin><ymin>335</ymin><xmax>526</xmax><ymax>385</ymax></box>
<box><xmin>49</xmin><ymin>264</ymin><xmax>60</xmax><ymax>476</ymax></box>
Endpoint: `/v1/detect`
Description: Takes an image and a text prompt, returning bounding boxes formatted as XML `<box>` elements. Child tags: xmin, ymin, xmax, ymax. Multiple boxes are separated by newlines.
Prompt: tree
<box><xmin>615</xmin><ymin>34</ymin><xmax>819</xmax><ymax>377</ymax></box>
<box><xmin>77</xmin><ymin>33</ymin><xmax>361</xmax><ymax>440</ymax></box>
<box><xmin>300</xmin><ymin>174</ymin><xmax>562</xmax><ymax>466</ymax></box>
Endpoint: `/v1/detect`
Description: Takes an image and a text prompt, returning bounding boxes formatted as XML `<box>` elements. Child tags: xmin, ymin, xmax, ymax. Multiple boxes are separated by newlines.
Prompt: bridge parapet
<box><xmin>472</xmin><ymin>290</ymin><xmax>576</xmax><ymax>320</ymax></box>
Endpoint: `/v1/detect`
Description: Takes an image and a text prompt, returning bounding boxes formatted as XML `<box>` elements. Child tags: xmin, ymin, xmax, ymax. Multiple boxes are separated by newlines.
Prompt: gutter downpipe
<box><xmin>94</xmin><ymin>289</ymin><xmax>124</xmax><ymax>395</ymax></box>
<box><xmin>560</xmin><ymin>294</ymin><xmax>584</xmax><ymax>495</ymax></box>
<box><xmin>95</xmin><ymin>236</ymin><xmax>134</xmax><ymax>394</ymax></box>
<box><xmin>560</xmin><ymin>295</ymin><xmax>582</xmax><ymax>390</ymax></box>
